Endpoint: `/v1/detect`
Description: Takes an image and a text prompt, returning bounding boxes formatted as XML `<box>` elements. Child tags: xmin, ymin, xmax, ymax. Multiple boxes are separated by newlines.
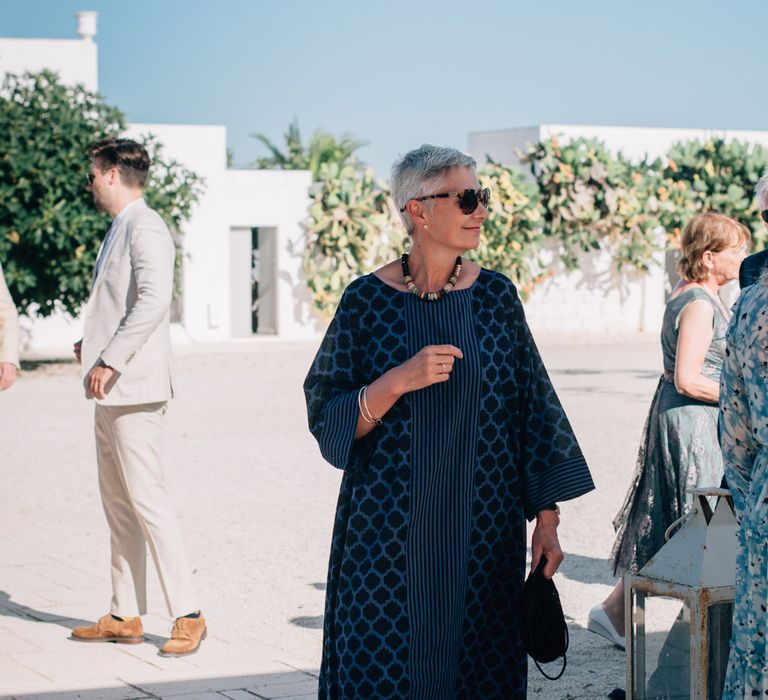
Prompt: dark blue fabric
<box><xmin>304</xmin><ymin>269</ymin><xmax>594</xmax><ymax>699</ymax></box>
<box><xmin>739</xmin><ymin>249</ymin><xmax>768</xmax><ymax>288</ymax></box>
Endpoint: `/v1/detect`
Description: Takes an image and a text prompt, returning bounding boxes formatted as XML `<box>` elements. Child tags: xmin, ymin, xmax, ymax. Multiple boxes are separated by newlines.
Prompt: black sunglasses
<box><xmin>401</xmin><ymin>187</ymin><xmax>491</xmax><ymax>215</ymax></box>
<box><xmin>762</xmin><ymin>209</ymin><xmax>768</xmax><ymax>224</ymax></box>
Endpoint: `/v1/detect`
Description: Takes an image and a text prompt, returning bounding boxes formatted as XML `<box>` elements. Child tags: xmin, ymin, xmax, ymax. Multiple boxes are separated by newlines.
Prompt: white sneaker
<box><xmin>587</xmin><ymin>604</ymin><xmax>626</xmax><ymax>650</ymax></box>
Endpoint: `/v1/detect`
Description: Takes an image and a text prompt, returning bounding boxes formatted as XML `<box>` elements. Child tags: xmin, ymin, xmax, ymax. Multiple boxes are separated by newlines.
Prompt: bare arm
<box><xmin>354</xmin><ymin>344</ymin><xmax>464</xmax><ymax>438</ymax></box>
<box><xmin>674</xmin><ymin>299</ymin><xmax>719</xmax><ymax>402</ymax></box>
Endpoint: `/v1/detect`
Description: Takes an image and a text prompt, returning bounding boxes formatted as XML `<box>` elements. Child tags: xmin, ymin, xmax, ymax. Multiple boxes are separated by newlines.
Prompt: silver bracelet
<box><xmin>358</xmin><ymin>386</ymin><xmax>377</xmax><ymax>424</ymax></box>
<box><xmin>359</xmin><ymin>385</ymin><xmax>382</xmax><ymax>426</ymax></box>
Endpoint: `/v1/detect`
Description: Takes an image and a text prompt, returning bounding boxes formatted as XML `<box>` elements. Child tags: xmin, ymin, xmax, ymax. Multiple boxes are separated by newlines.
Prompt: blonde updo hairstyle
<box><xmin>676</xmin><ymin>212</ymin><xmax>750</xmax><ymax>282</ymax></box>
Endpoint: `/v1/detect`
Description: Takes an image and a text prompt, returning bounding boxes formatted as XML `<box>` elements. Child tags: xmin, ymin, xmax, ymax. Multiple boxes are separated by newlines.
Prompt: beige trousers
<box><xmin>95</xmin><ymin>402</ymin><xmax>198</xmax><ymax>618</ymax></box>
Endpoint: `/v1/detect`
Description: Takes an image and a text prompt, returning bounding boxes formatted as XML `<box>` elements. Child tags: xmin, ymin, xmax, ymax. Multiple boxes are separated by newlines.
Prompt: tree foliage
<box><xmin>0</xmin><ymin>71</ymin><xmax>203</xmax><ymax>317</ymax></box>
<box><xmin>252</xmin><ymin>118</ymin><xmax>367</xmax><ymax>179</ymax></box>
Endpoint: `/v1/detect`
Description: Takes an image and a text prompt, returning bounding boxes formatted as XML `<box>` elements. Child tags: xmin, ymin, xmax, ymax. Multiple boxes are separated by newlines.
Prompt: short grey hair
<box><xmin>391</xmin><ymin>144</ymin><xmax>476</xmax><ymax>234</ymax></box>
<box><xmin>756</xmin><ymin>172</ymin><xmax>768</xmax><ymax>210</ymax></box>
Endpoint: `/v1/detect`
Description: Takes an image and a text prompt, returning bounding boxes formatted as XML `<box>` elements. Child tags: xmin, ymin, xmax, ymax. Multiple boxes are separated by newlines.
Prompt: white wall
<box><xmin>0</xmin><ymin>37</ymin><xmax>97</xmax><ymax>91</ymax></box>
<box><xmin>126</xmin><ymin>124</ymin><xmax>317</xmax><ymax>340</ymax></box>
<box><xmin>467</xmin><ymin>124</ymin><xmax>768</xmax><ymax>335</ymax></box>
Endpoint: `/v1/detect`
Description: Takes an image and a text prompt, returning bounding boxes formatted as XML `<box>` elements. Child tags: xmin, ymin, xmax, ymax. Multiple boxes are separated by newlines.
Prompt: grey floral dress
<box><xmin>611</xmin><ymin>287</ymin><xmax>728</xmax><ymax>575</ymax></box>
<box><xmin>719</xmin><ymin>282</ymin><xmax>768</xmax><ymax>698</ymax></box>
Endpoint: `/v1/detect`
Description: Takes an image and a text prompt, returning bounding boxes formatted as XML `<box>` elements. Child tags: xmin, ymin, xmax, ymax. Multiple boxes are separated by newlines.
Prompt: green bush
<box><xmin>304</xmin><ymin>162</ymin><xmax>405</xmax><ymax>317</ymax></box>
<box><xmin>474</xmin><ymin>157</ymin><xmax>544</xmax><ymax>297</ymax></box>
<box><xmin>662</xmin><ymin>138</ymin><xmax>768</xmax><ymax>248</ymax></box>
<box><xmin>518</xmin><ymin>137</ymin><xmax>673</xmax><ymax>274</ymax></box>
<box><xmin>247</xmin><ymin>117</ymin><xmax>768</xmax><ymax>316</ymax></box>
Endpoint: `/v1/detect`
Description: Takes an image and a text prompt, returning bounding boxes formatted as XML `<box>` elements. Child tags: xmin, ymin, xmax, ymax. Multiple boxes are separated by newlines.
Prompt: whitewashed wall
<box><xmin>0</xmin><ymin>11</ymin><xmax>97</xmax><ymax>91</ymax></box>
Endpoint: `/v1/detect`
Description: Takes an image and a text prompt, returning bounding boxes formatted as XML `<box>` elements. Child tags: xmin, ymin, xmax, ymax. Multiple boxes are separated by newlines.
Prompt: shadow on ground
<box><xmin>0</xmin><ymin>590</ymin><xmax>165</xmax><ymax>650</ymax></box>
<box><xmin>557</xmin><ymin>552</ymin><xmax>618</xmax><ymax>587</ymax></box>
<box><xmin>550</xmin><ymin>368</ymin><xmax>659</xmax><ymax>380</ymax></box>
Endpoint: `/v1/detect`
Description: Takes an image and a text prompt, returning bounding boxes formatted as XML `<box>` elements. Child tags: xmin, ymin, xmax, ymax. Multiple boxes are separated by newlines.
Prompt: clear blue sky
<box><xmin>0</xmin><ymin>0</ymin><xmax>765</xmax><ymax>175</ymax></box>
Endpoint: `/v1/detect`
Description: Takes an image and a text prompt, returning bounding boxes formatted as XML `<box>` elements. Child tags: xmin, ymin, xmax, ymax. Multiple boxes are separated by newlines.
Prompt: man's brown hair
<box><xmin>89</xmin><ymin>138</ymin><xmax>151</xmax><ymax>188</ymax></box>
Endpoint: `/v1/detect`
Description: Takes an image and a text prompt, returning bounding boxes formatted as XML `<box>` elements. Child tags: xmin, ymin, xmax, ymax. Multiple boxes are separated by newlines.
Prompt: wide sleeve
<box><xmin>511</xmin><ymin>290</ymin><xmax>595</xmax><ymax>520</ymax></box>
<box><xmin>304</xmin><ymin>287</ymin><xmax>368</xmax><ymax>470</ymax></box>
<box><xmin>719</xmin><ymin>300</ymin><xmax>759</xmax><ymax>518</ymax></box>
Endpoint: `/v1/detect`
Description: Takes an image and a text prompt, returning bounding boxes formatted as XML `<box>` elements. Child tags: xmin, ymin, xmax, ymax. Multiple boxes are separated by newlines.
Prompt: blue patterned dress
<box><xmin>304</xmin><ymin>269</ymin><xmax>595</xmax><ymax>699</ymax></box>
<box><xmin>611</xmin><ymin>287</ymin><xmax>727</xmax><ymax>575</ymax></box>
<box><xmin>719</xmin><ymin>281</ymin><xmax>768</xmax><ymax>698</ymax></box>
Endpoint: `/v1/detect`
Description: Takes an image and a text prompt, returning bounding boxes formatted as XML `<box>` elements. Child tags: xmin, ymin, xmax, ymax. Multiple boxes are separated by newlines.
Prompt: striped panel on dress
<box><xmin>405</xmin><ymin>292</ymin><xmax>482</xmax><ymax>699</ymax></box>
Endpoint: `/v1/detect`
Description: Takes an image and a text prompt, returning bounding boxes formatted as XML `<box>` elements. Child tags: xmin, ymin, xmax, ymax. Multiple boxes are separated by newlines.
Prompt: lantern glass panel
<box><xmin>707</xmin><ymin>602</ymin><xmax>733</xmax><ymax>699</ymax></box>
<box><xmin>633</xmin><ymin>594</ymin><xmax>690</xmax><ymax>699</ymax></box>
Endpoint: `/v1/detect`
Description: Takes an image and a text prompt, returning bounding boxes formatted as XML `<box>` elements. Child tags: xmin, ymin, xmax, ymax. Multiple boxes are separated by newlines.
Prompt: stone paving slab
<box><xmin>3</xmin><ymin>682</ymin><xmax>152</xmax><ymax>699</ymax></box>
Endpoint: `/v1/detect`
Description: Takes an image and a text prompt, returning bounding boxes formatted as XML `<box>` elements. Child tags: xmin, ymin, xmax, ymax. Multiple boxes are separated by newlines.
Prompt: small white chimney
<box><xmin>76</xmin><ymin>11</ymin><xmax>98</xmax><ymax>41</ymax></box>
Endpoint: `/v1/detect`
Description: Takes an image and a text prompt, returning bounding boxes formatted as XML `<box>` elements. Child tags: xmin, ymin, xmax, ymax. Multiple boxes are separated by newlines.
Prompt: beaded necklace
<box><xmin>401</xmin><ymin>253</ymin><xmax>462</xmax><ymax>301</ymax></box>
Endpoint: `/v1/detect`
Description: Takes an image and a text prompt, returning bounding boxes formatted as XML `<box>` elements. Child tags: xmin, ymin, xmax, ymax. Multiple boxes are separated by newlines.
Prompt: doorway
<box><xmin>230</xmin><ymin>226</ymin><xmax>277</xmax><ymax>336</ymax></box>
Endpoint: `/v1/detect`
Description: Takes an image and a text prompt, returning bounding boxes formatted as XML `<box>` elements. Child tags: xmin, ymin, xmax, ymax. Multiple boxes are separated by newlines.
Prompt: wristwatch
<box><xmin>539</xmin><ymin>504</ymin><xmax>560</xmax><ymax>515</ymax></box>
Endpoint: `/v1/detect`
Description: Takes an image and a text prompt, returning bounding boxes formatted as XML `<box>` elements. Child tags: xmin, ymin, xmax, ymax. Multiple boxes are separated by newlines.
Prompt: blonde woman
<box><xmin>589</xmin><ymin>212</ymin><xmax>749</xmax><ymax>649</ymax></box>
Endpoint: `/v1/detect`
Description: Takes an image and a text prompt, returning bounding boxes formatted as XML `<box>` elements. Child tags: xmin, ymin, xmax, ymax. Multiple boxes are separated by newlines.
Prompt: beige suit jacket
<box><xmin>0</xmin><ymin>262</ymin><xmax>20</xmax><ymax>367</ymax></box>
<box><xmin>81</xmin><ymin>198</ymin><xmax>175</xmax><ymax>406</ymax></box>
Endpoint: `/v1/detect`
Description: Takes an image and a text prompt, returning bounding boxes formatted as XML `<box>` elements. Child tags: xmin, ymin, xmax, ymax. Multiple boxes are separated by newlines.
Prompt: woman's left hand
<box><xmin>530</xmin><ymin>510</ymin><xmax>563</xmax><ymax>579</ymax></box>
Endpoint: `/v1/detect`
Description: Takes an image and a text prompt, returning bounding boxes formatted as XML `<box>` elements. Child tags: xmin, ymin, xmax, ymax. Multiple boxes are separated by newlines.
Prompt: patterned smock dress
<box><xmin>611</xmin><ymin>287</ymin><xmax>728</xmax><ymax>575</ymax></box>
<box><xmin>719</xmin><ymin>281</ymin><xmax>768</xmax><ymax>698</ymax></box>
<box><xmin>304</xmin><ymin>269</ymin><xmax>595</xmax><ymax>699</ymax></box>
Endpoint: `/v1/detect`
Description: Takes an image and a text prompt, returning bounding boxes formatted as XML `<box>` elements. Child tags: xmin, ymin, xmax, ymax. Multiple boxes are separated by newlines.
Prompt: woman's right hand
<box><xmin>391</xmin><ymin>344</ymin><xmax>463</xmax><ymax>394</ymax></box>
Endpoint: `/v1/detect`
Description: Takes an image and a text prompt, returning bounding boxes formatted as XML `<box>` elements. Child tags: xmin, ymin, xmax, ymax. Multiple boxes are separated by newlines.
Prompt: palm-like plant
<box><xmin>252</xmin><ymin>118</ymin><xmax>367</xmax><ymax>178</ymax></box>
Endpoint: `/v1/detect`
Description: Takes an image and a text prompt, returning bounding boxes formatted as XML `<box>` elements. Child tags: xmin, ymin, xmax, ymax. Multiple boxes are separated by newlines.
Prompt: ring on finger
<box><xmin>440</xmin><ymin>362</ymin><xmax>446</xmax><ymax>374</ymax></box>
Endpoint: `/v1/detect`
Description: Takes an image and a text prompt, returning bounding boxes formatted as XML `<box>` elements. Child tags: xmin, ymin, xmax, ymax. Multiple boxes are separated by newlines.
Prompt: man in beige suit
<box><xmin>71</xmin><ymin>139</ymin><xmax>205</xmax><ymax>656</ymax></box>
<box><xmin>0</xmin><ymin>262</ymin><xmax>20</xmax><ymax>390</ymax></box>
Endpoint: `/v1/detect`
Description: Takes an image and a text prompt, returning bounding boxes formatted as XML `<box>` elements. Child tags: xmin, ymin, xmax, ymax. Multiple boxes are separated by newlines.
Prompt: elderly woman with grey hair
<box><xmin>304</xmin><ymin>144</ymin><xmax>594</xmax><ymax>698</ymax></box>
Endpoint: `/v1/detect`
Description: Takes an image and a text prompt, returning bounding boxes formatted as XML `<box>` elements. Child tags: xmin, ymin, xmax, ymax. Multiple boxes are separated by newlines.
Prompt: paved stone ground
<box><xmin>0</xmin><ymin>334</ymin><xmax>662</xmax><ymax>699</ymax></box>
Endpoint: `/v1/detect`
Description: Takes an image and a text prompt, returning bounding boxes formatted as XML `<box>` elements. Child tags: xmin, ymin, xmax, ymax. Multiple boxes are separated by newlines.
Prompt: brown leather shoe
<box><xmin>159</xmin><ymin>612</ymin><xmax>206</xmax><ymax>657</ymax></box>
<box><xmin>71</xmin><ymin>614</ymin><xmax>144</xmax><ymax>644</ymax></box>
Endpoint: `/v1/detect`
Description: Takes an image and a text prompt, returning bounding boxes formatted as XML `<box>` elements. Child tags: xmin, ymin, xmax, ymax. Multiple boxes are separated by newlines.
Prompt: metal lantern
<box><xmin>625</xmin><ymin>488</ymin><xmax>737</xmax><ymax>700</ymax></box>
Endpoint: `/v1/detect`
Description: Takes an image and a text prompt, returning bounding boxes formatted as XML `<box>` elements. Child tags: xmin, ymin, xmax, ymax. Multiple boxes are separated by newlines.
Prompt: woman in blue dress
<box><xmin>588</xmin><ymin>212</ymin><xmax>749</xmax><ymax>651</ymax></box>
<box><xmin>719</xmin><ymin>213</ymin><xmax>768</xmax><ymax>697</ymax></box>
<box><xmin>304</xmin><ymin>144</ymin><xmax>595</xmax><ymax>699</ymax></box>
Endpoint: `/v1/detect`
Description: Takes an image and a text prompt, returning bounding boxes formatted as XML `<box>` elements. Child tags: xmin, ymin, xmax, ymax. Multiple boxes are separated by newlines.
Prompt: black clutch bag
<box><xmin>521</xmin><ymin>555</ymin><xmax>569</xmax><ymax>680</ymax></box>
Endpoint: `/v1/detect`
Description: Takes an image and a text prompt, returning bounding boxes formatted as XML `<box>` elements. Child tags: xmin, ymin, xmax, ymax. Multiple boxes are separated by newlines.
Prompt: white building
<box><xmin>0</xmin><ymin>12</ymin><xmax>320</xmax><ymax>356</ymax></box>
<box><xmin>4</xmin><ymin>12</ymin><xmax>766</xmax><ymax>346</ymax></box>
<box><xmin>468</xmin><ymin>125</ymin><xmax>768</xmax><ymax>335</ymax></box>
